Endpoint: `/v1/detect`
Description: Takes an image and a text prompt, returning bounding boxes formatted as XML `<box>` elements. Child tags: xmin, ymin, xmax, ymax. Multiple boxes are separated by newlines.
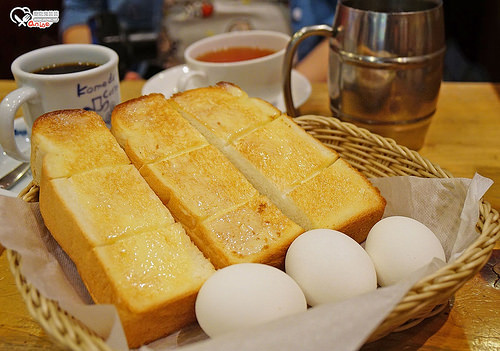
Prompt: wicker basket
<box><xmin>6</xmin><ymin>115</ymin><xmax>500</xmax><ymax>350</ymax></box>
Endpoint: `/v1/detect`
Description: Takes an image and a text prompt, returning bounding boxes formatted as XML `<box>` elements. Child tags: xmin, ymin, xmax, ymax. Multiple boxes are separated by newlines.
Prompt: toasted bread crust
<box><xmin>34</xmin><ymin>110</ymin><xmax>215</xmax><ymax>348</ymax></box>
<box><xmin>112</xmin><ymin>94</ymin><xmax>305</xmax><ymax>269</ymax></box>
<box><xmin>31</xmin><ymin>109</ymin><xmax>130</xmax><ymax>185</ymax></box>
<box><xmin>171</xmin><ymin>82</ymin><xmax>386</xmax><ymax>241</ymax></box>
<box><xmin>111</xmin><ymin>94</ymin><xmax>207</xmax><ymax>168</ymax></box>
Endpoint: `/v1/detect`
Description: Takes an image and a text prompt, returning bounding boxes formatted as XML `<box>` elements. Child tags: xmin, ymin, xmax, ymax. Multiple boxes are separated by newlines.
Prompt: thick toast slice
<box><xmin>171</xmin><ymin>82</ymin><xmax>386</xmax><ymax>242</ymax></box>
<box><xmin>31</xmin><ymin>109</ymin><xmax>130</xmax><ymax>185</ymax></box>
<box><xmin>112</xmin><ymin>94</ymin><xmax>304</xmax><ymax>269</ymax></box>
<box><xmin>33</xmin><ymin>110</ymin><xmax>215</xmax><ymax>348</ymax></box>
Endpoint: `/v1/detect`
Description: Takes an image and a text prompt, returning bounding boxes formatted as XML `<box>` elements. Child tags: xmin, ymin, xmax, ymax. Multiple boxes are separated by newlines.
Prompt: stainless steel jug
<box><xmin>283</xmin><ymin>0</ymin><xmax>445</xmax><ymax>149</ymax></box>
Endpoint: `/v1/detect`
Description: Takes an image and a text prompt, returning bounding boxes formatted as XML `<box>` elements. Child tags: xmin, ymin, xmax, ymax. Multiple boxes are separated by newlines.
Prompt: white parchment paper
<box><xmin>0</xmin><ymin>174</ymin><xmax>493</xmax><ymax>351</ymax></box>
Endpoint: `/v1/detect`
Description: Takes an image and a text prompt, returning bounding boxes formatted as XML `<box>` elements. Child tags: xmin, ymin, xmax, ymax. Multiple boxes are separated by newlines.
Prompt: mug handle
<box><xmin>283</xmin><ymin>24</ymin><xmax>335</xmax><ymax>117</ymax></box>
<box><xmin>177</xmin><ymin>70</ymin><xmax>209</xmax><ymax>92</ymax></box>
<box><xmin>0</xmin><ymin>86</ymin><xmax>39</xmax><ymax>161</ymax></box>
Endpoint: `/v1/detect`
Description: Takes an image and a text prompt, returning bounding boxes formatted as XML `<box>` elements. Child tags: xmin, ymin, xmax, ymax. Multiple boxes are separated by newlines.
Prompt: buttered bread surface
<box><xmin>170</xmin><ymin>82</ymin><xmax>386</xmax><ymax>242</ymax></box>
<box><xmin>32</xmin><ymin>110</ymin><xmax>215</xmax><ymax>348</ymax></box>
<box><xmin>30</xmin><ymin>109</ymin><xmax>131</xmax><ymax>186</ymax></box>
<box><xmin>112</xmin><ymin>94</ymin><xmax>304</xmax><ymax>269</ymax></box>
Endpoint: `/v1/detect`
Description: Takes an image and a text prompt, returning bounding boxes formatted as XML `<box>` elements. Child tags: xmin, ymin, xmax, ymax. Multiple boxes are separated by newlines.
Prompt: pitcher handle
<box><xmin>283</xmin><ymin>24</ymin><xmax>335</xmax><ymax>117</ymax></box>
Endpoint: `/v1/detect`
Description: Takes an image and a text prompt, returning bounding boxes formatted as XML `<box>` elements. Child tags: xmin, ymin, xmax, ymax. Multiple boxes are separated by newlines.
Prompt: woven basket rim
<box><xmin>6</xmin><ymin>115</ymin><xmax>500</xmax><ymax>350</ymax></box>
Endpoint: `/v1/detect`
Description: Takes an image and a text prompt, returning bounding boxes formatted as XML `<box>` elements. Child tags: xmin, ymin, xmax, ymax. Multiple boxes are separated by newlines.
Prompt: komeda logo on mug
<box><xmin>10</xmin><ymin>7</ymin><xmax>59</xmax><ymax>29</ymax></box>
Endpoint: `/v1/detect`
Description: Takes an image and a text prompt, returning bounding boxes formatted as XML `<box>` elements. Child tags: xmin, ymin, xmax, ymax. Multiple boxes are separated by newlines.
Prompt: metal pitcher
<box><xmin>283</xmin><ymin>0</ymin><xmax>445</xmax><ymax>150</ymax></box>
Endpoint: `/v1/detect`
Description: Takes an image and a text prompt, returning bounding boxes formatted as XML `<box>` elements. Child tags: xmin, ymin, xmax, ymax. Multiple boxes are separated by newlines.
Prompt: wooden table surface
<box><xmin>0</xmin><ymin>80</ymin><xmax>499</xmax><ymax>350</ymax></box>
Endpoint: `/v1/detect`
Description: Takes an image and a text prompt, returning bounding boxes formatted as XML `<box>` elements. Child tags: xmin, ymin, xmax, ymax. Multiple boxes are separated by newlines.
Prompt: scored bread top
<box><xmin>40</xmin><ymin>164</ymin><xmax>176</xmax><ymax>267</ymax></box>
<box><xmin>168</xmin><ymin>82</ymin><xmax>385</xmax><ymax>242</ymax></box>
<box><xmin>35</xmin><ymin>109</ymin><xmax>216</xmax><ymax>347</ymax></box>
<box><xmin>112</xmin><ymin>92</ymin><xmax>305</xmax><ymax>269</ymax></box>
<box><xmin>287</xmin><ymin>159</ymin><xmax>387</xmax><ymax>242</ymax></box>
<box><xmin>31</xmin><ymin>109</ymin><xmax>130</xmax><ymax>185</ymax></box>
<box><xmin>170</xmin><ymin>82</ymin><xmax>280</xmax><ymax>146</ymax></box>
<box><xmin>52</xmin><ymin>164</ymin><xmax>175</xmax><ymax>242</ymax></box>
<box><xmin>140</xmin><ymin>145</ymin><xmax>258</xmax><ymax>228</ymax></box>
<box><xmin>82</xmin><ymin>223</ymin><xmax>215</xmax><ymax>314</ymax></box>
<box><xmin>111</xmin><ymin>94</ymin><xmax>208</xmax><ymax>168</ymax></box>
<box><xmin>232</xmin><ymin>115</ymin><xmax>339</xmax><ymax>192</ymax></box>
<box><xmin>196</xmin><ymin>195</ymin><xmax>303</xmax><ymax>268</ymax></box>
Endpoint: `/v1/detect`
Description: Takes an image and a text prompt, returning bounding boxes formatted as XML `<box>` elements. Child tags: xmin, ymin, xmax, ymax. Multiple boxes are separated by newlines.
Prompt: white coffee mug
<box><xmin>177</xmin><ymin>30</ymin><xmax>290</xmax><ymax>103</ymax></box>
<box><xmin>0</xmin><ymin>44</ymin><xmax>120</xmax><ymax>161</ymax></box>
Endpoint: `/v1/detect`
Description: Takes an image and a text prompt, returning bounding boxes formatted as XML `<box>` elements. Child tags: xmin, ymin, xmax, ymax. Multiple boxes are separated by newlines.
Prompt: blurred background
<box><xmin>1</xmin><ymin>0</ymin><xmax>499</xmax><ymax>82</ymax></box>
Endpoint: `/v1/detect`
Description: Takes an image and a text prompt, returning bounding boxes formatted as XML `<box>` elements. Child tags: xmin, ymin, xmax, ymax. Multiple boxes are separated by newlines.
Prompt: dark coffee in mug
<box><xmin>32</xmin><ymin>62</ymin><xmax>100</xmax><ymax>75</ymax></box>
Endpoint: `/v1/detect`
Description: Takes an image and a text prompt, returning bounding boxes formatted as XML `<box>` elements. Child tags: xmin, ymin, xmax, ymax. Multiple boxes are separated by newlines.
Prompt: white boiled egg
<box><xmin>285</xmin><ymin>229</ymin><xmax>377</xmax><ymax>306</ymax></box>
<box><xmin>364</xmin><ymin>216</ymin><xmax>446</xmax><ymax>286</ymax></box>
<box><xmin>195</xmin><ymin>263</ymin><xmax>307</xmax><ymax>337</ymax></box>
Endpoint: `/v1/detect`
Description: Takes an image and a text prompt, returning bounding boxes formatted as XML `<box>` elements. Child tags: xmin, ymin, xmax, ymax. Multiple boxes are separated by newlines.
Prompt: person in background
<box><xmin>289</xmin><ymin>0</ymin><xmax>337</xmax><ymax>83</ymax></box>
<box><xmin>60</xmin><ymin>0</ymin><xmax>169</xmax><ymax>80</ymax></box>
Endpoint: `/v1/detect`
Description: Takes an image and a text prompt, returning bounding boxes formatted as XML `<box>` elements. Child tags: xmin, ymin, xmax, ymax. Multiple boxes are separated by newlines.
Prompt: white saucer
<box><xmin>142</xmin><ymin>65</ymin><xmax>312</xmax><ymax>111</ymax></box>
<box><xmin>0</xmin><ymin>118</ymin><xmax>32</xmax><ymax>197</ymax></box>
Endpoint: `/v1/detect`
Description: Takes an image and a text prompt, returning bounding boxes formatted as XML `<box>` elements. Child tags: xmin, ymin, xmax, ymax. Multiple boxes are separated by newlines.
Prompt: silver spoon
<box><xmin>0</xmin><ymin>162</ymin><xmax>30</xmax><ymax>190</ymax></box>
